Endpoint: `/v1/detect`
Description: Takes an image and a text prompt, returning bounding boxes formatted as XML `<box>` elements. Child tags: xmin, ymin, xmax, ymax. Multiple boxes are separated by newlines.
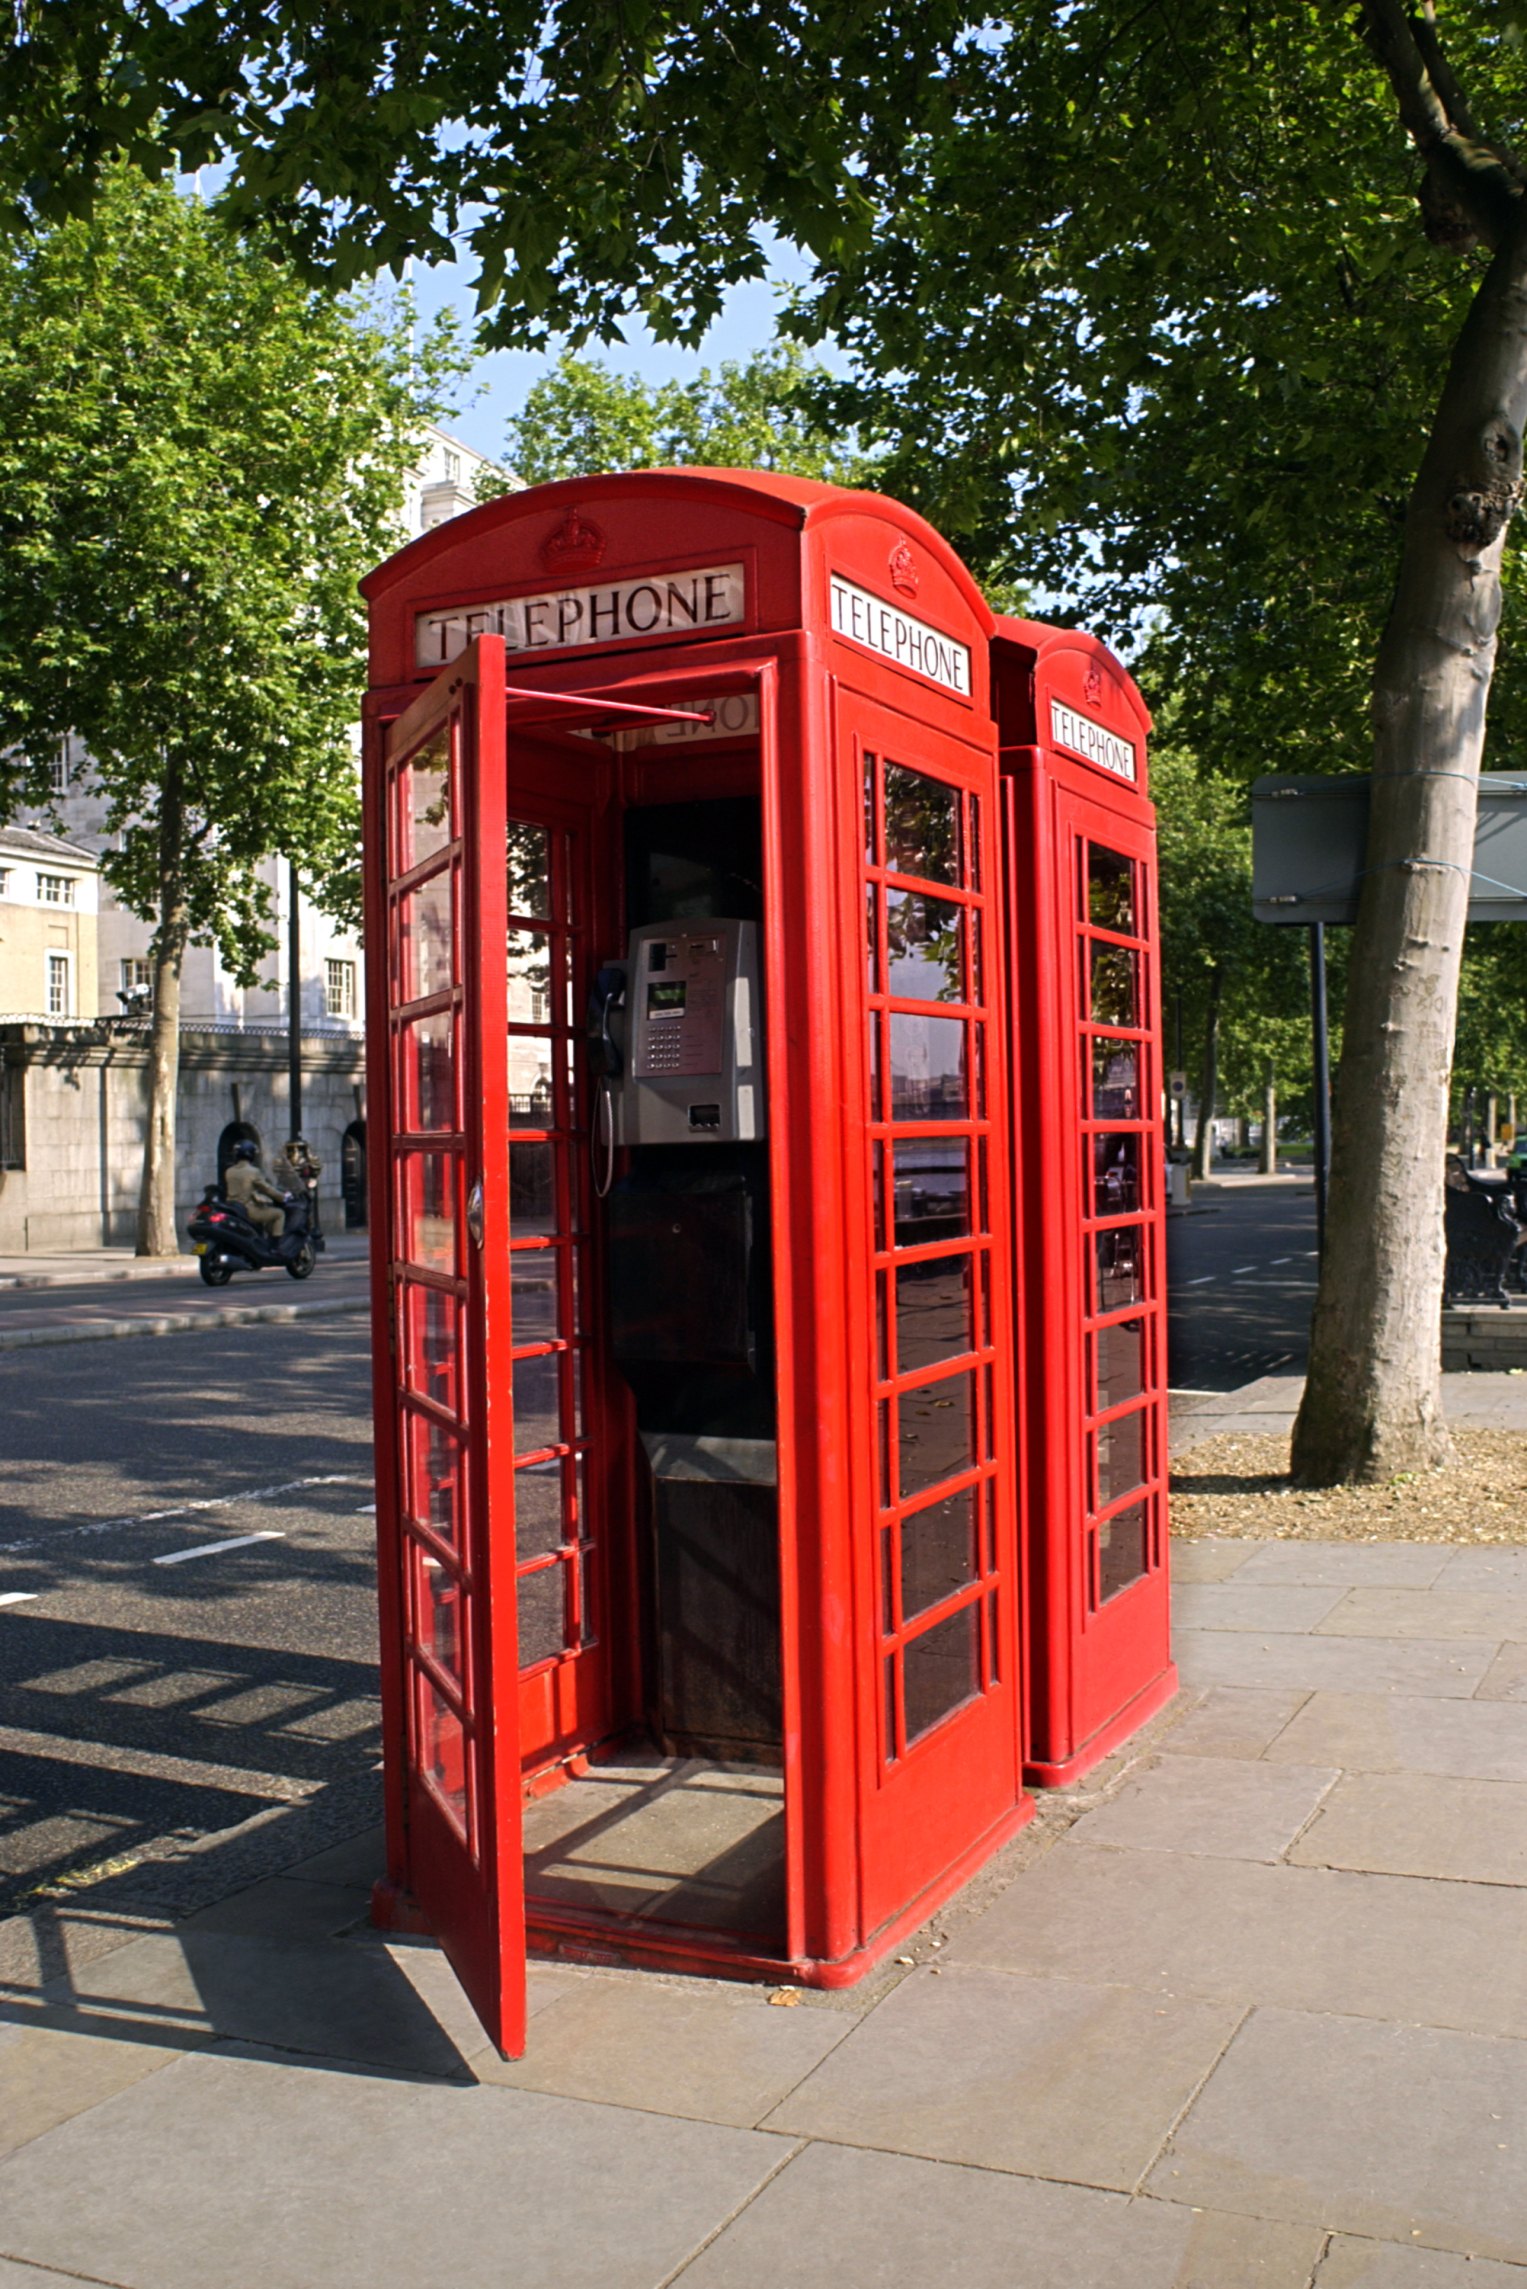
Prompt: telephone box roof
<box><xmin>991</xmin><ymin>613</ymin><xmax>1152</xmax><ymax>740</ymax></box>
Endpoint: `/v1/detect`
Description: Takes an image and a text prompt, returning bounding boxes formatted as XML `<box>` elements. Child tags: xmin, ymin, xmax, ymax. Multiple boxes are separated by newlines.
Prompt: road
<box><xmin>1166</xmin><ymin>1178</ymin><xmax>1319</xmax><ymax>1392</ymax></box>
<box><xmin>0</xmin><ymin>1316</ymin><xmax>380</xmax><ymax>1923</ymax></box>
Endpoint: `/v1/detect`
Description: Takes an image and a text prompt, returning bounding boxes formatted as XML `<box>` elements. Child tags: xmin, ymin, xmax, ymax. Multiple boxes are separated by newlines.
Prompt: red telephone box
<box><xmin>993</xmin><ymin>618</ymin><xmax>1177</xmax><ymax>1785</ymax></box>
<box><xmin>360</xmin><ymin>471</ymin><xmax>1037</xmax><ymax>2056</ymax></box>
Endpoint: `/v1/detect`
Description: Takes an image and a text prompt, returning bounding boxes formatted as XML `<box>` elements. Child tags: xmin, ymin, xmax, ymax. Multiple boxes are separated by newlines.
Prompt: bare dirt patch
<box><xmin>1170</xmin><ymin>1426</ymin><xmax>1527</xmax><ymax>1543</ymax></box>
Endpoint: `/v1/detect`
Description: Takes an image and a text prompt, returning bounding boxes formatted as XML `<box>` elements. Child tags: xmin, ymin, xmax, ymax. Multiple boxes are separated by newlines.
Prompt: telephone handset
<box><xmin>586</xmin><ymin>963</ymin><xmax>628</xmax><ymax>1196</ymax></box>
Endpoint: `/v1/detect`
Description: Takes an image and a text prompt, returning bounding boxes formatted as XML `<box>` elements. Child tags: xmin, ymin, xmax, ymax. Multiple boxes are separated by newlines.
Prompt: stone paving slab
<box><xmin>0</xmin><ymin>2044</ymin><xmax>794</xmax><ymax>2289</ymax></box>
<box><xmin>1175</xmin><ymin>1627</ymin><xmax>1498</xmax><ymax>1697</ymax></box>
<box><xmin>1147</xmin><ymin>2005</ymin><xmax>1527</xmax><ymax>2264</ymax></box>
<box><xmin>948</xmin><ymin>1844</ymin><xmax>1527</xmax><ymax>2037</ymax></box>
<box><xmin>1317</xmin><ymin>1587</ymin><xmax>1527</xmax><ymax>1643</ymax></box>
<box><xmin>1168</xmin><ymin>1541</ymin><xmax>1253</xmax><ymax>1583</ymax></box>
<box><xmin>1062</xmin><ymin>1753</ymin><xmax>1337</xmax><ymax>1861</ymax></box>
<box><xmin>1478</xmin><ymin>1642</ymin><xmax>1527</xmax><ymax>1701</ymax></box>
<box><xmin>1435</xmin><ymin>1547</ymin><xmax>1527</xmax><ymax>1591</ymax></box>
<box><xmin>1232</xmin><ymin>1542</ymin><xmax>1453</xmax><ymax>1588</ymax></box>
<box><xmin>1172</xmin><ymin>1583</ymin><xmax>1348</xmax><ymax>1633</ymax></box>
<box><xmin>1291</xmin><ymin>1770</ymin><xmax>1527</xmax><ymax>1885</ymax></box>
<box><xmin>764</xmin><ymin>1965</ymin><xmax>1245</xmax><ymax>2192</ymax></box>
<box><xmin>1318</xmin><ymin>2240</ymin><xmax>1527</xmax><ymax>2285</ymax></box>
<box><xmin>0</xmin><ymin>2019</ymin><xmax>190</xmax><ymax>2162</ymax></box>
<box><xmin>673</xmin><ymin>2138</ymin><xmax>1329</xmax><ymax>2289</ymax></box>
<box><xmin>1155</xmin><ymin>1684</ymin><xmax>1309</xmax><ymax>1759</ymax></box>
<box><xmin>1266</xmin><ymin>1691</ymin><xmax>1527</xmax><ymax>1780</ymax></box>
<box><xmin>0</xmin><ymin>2261</ymin><xmax>117</xmax><ymax>2288</ymax></box>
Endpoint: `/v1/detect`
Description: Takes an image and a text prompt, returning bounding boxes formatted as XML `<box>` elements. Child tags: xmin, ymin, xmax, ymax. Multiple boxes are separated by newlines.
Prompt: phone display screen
<box><xmin>647</xmin><ymin>981</ymin><xmax>687</xmax><ymax>1017</ymax></box>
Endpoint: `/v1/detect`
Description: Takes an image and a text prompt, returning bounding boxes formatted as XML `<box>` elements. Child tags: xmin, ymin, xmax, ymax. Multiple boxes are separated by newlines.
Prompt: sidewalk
<box><xmin>5</xmin><ymin>1519</ymin><xmax>1527</xmax><ymax>2281</ymax></box>
<box><xmin>0</xmin><ymin>1237</ymin><xmax>372</xmax><ymax>1350</ymax></box>
<box><xmin>0</xmin><ymin>1234</ymin><xmax>372</xmax><ymax>1287</ymax></box>
<box><xmin>1170</xmin><ymin>1367</ymin><xmax>1527</xmax><ymax>1453</ymax></box>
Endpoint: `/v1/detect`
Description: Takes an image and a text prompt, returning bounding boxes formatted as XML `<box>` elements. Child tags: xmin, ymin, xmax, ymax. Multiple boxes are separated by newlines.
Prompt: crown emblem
<box><xmin>1083</xmin><ymin>659</ymin><xmax>1105</xmax><ymax>705</ymax></box>
<box><xmin>540</xmin><ymin>508</ymin><xmax>607</xmax><ymax>574</ymax></box>
<box><xmin>888</xmin><ymin>540</ymin><xmax>919</xmax><ymax>598</ymax></box>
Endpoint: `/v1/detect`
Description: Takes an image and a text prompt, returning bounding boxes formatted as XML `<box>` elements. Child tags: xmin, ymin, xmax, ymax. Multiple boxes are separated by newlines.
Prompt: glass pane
<box><xmin>513</xmin><ymin>1348</ymin><xmax>562</xmax><ymax>1456</ymax></box>
<box><xmin>886</xmin><ymin>888</ymin><xmax>965</xmax><ymax>1003</ymax></box>
<box><xmin>399</xmin><ymin>1152</ymin><xmax>458</xmax><ymax>1274</ymax></box>
<box><xmin>514</xmin><ymin>1460</ymin><xmax>566</xmax><ymax>1561</ymax></box>
<box><xmin>895</xmin><ymin>1254</ymin><xmax>974</xmax><ymax>1374</ymax></box>
<box><xmin>1088</xmin><ymin>845</ymin><xmax>1136</xmax><ymax>934</ymax></box>
<box><xmin>398</xmin><ymin>870</ymin><xmax>453</xmax><ymax>1005</ymax></box>
<box><xmin>898</xmin><ymin>1368</ymin><xmax>975</xmax><ymax>1500</ymax></box>
<box><xmin>1094</xmin><ymin>1318</ymin><xmax>1146</xmax><ymax>1413</ymax></box>
<box><xmin>889</xmin><ymin>1013</ymin><xmax>967</xmax><ymax>1121</ymax></box>
<box><xmin>511</xmin><ymin>1247</ymin><xmax>560</xmax><ymax>1338</ymax></box>
<box><xmin>900</xmin><ymin>1487</ymin><xmax>978</xmax><ymax>1622</ymax></box>
<box><xmin>904</xmin><ymin>1602</ymin><xmax>980</xmax><ymax>1744</ymax></box>
<box><xmin>507</xmin><ymin>821</ymin><xmax>551</xmax><ymax>920</ymax></box>
<box><xmin>517</xmin><ymin>1560</ymin><xmax>568</xmax><ymax>1668</ymax></box>
<box><xmin>407</xmin><ymin>1410</ymin><xmax>464</xmax><ymax>1546</ymax></box>
<box><xmin>1096</xmin><ymin>1406</ymin><xmax>1147</xmax><ymax>1508</ymax></box>
<box><xmin>507</xmin><ymin>926</ymin><xmax>554</xmax><ymax>1030</ymax></box>
<box><xmin>1095</xmin><ymin>1227</ymin><xmax>1145</xmax><ymax>1312</ymax></box>
<box><xmin>398</xmin><ymin>1009</ymin><xmax>455</xmax><ymax>1132</ymax></box>
<box><xmin>894</xmin><ymin>1138</ymin><xmax>969</xmax><ymax>1249</ymax></box>
<box><xmin>884</xmin><ymin>762</ymin><xmax>960</xmax><ymax>885</ymax></box>
<box><xmin>866</xmin><ymin>885</ymin><xmax>879</xmax><ymax>993</ymax></box>
<box><xmin>510</xmin><ymin>1141</ymin><xmax>557</xmax><ymax>1234</ymax></box>
<box><xmin>1091</xmin><ymin>1038</ymin><xmax>1140</xmax><ymax>1121</ymax></box>
<box><xmin>416</xmin><ymin>1548</ymin><xmax>464</xmax><ymax>1685</ymax></box>
<box><xmin>509</xmin><ymin>1038</ymin><xmax>556</xmax><ymax>1127</ymax></box>
<box><xmin>418</xmin><ymin>1671</ymin><xmax>467</xmax><ymax>1836</ymax></box>
<box><xmin>1098</xmin><ymin>1501</ymin><xmax>1149</xmax><ymax>1602</ymax></box>
<box><xmin>1090</xmin><ymin>943</ymin><xmax>1137</xmax><ymax>1028</ymax></box>
<box><xmin>1093</xmin><ymin>1133</ymin><xmax>1141</xmax><ymax>1217</ymax></box>
<box><xmin>403</xmin><ymin>731</ymin><xmax>452</xmax><ymax>871</ymax></box>
<box><xmin>403</xmin><ymin>1284</ymin><xmax>460</xmax><ymax>1412</ymax></box>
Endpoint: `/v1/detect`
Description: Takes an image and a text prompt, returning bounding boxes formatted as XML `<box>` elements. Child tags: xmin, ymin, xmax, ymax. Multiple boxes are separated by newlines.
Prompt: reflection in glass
<box><xmin>1095</xmin><ymin>1227</ymin><xmax>1144</xmax><ymax>1311</ymax></box>
<box><xmin>1096</xmin><ymin>1407</ymin><xmax>1147</xmax><ymax>1508</ymax></box>
<box><xmin>400</xmin><ymin>1010</ymin><xmax>453</xmax><ymax>1131</ymax></box>
<box><xmin>904</xmin><ymin>1601</ymin><xmax>980</xmax><ymax>1743</ymax></box>
<box><xmin>1093</xmin><ymin>1133</ymin><xmax>1140</xmax><ymax>1217</ymax></box>
<box><xmin>886</xmin><ymin>887</ymin><xmax>964</xmax><ymax>1003</ymax></box>
<box><xmin>1090</xmin><ymin>942</ymin><xmax>1137</xmax><ymax>1028</ymax></box>
<box><xmin>420</xmin><ymin>1674</ymin><xmax>467</xmax><ymax>1835</ymax></box>
<box><xmin>414</xmin><ymin>1413</ymin><xmax>462</xmax><ymax>1543</ymax></box>
<box><xmin>1098</xmin><ymin>1501</ymin><xmax>1149</xmax><ymax>1602</ymax></box>
<box><xmin>517</xmin><ymin>1559</ymin><xmax>568</xmax><ymax>1667</ymax></box>
<box><xmin>884</xmin><ymin>762</ymin><xmax>960</xmax><ymax>885</ymax></box>
<box><xmin>866</xmin><ymin>885</ymin><xmax>879</xmax><ymax>992</ymax></box>
<box><xmin>406</xmin><ymin>732</ymin><xmax>452</xmax><ymax>869</ymax></box>
<box><xmin>900</xmin><ymin>1487</ymin><xmax>977</xmax><ymax>1622</ymax></box>
<box><xmin>507</xmin><ymin>926</ymin><xmax>553</xmax><ymax>1024</ymax></box>
<box><xmin>509</xmin><ymin>1038</ymin><xmax>556</xmax><ymax>1128</ymax></box>
<box><xmin>402</xmin><ymin>1153</ymin><xmax>457</xmax><ymax>1272</ymax></box>
<box><xmin>898</xmin><ymin>1368</ymin><xmax>975</xmax><ymax>1499</ymax></box>
<box><xmin>1088</xmin><ymin>845</ymin><xmax>1135</xmax><ymax>934</ymax></box>
<box><xmin>510</xmin><ymin>1141</ymin><xmax>556</xmax><ymax>1233</ymax></box>
<box><xmin>419</xmin><ymin>1553</ymin><xmax>463</xmax><ymax>1682</ymax></box>
<box><xmin>889</xmin><ymin>1013</ymin><xmax>967</xmax><ymax>1121</ymax></box>
<box><xmin>511</xmin><ymin>1247</ymin><xmax>559</xmax><ymax>1337</ymax></box>
<box><xmin>400</xmin><ymin>872</ymin><xmax>453</xmax><ymax>1005</ymax></box>
<box><xmin>1091</xmin><ymin>1037</ymin><xmax>1139</xmax><ymax>1120</ymax></box>
<box><xmin>1094</xmin><ymin>1318</ymin><xmax>1145</xmax><ymax>1413</ymax></box>
<box><xmin>896</xmin><ymin>1254</ymin><xmax>974</xmax><ymax>1373</ymax></box>
<box><xmin>405</xmin><ymin>1284</ymin><xmax>458</xmax><ymax>1410</ymax></box>
<box><xmin>512</xmin><ymin>1348</ymin><xmax>561</xmax><ymax>1455</ymax></box>
<box><xmin>514</xmin><ymin>1461</ymin><xmax>565</xmax><ymax>1562</ymax></box>
<box><xmin>507</xmin><ymin>821</ymin><xmax>551</xmax><ymax>919</ymax></box>
<box><xmin>864</xmin><ymin>754</ymin><xmax>878</xmax><ymax>867</ymax></box>
<box><xmin>892</xmin><ymin>1141</ymin><xmax>969</xmax><ymax>1248</ymax></box>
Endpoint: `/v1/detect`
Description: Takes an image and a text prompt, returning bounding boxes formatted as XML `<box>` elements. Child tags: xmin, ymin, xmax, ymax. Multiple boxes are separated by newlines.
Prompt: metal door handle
<box><xmin>466</xmin><ymin>1179</ymin><xmax>484</xmax><ymax>1250</ymax></box>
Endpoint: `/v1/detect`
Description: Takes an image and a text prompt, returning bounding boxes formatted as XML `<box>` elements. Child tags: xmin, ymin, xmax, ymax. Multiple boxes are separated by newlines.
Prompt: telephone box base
<box><xmin>370</xmin><ymin>1876</ymin><xmax>436</xmax><ymax>1938</ymax></box>
<box><xmin>1024</xmin><ymin>1664</ymin><xmax>1179</xmax><ymax>1790</ymax></box>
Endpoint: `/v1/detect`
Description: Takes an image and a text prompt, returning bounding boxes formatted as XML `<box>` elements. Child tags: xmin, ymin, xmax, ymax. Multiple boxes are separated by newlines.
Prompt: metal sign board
<box><xmin>1252</xmin><ymin>773</ymin><xmax>1527</xmax><ymax>924</ymax></box>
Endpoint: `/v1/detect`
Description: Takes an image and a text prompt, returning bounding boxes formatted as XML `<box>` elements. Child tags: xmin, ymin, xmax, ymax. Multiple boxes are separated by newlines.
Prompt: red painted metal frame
<box><xmin>993</xmin><ymin>617</ymin><xmax>1176</xmax><ymax>1786</ymax></box>
<box><xmin>362</xmin><ymin>472</ymin><xmax>1042</xmax><ymax>2047</ymax></box>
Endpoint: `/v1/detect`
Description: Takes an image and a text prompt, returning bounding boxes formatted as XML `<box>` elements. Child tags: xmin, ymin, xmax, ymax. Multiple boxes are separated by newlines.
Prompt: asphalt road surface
<box><xmin>1167</xmin><ymin>1179</ymin><xmax>1320</xmax><ymax>1392</ymax></box>
<box><xmin>0</xmin><ymin>1317</ymin><xmax>380</xmax><ymax>1923</ymax></box>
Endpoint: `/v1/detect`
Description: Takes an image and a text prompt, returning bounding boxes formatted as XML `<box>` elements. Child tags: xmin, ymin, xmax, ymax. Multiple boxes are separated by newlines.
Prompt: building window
<box><xmin>0</xmin><ymin>1062</ymin><xmax>22</xmax><ymax>1169</ymax></box>
<box><xmin>119</xmin><ymin>957</ymin><xmax>154</xmax><ymax>1010</ymax></box>
<box><xmin>325</xmin><ymin>958</ymin><xmax>357</xmax><ymax>1019</ymax></box>
<box><xmin>49</xmin><ymin>745</ymin><xmax>70</xmax><ymax>796</ymax></box>
<box><xmin>0</xmin><ymin>868</ymin><xmax>9</xmax><ymax>897</ymax></box>
<box><xmin>443</xmin><ymin>449</ymin><xmax>461</xmax><ymax>484</ymax></box>
<box><xmin>37</xmin><ymin>873</ymin><xmax>75</xmax><ymax>906</ymax></box>
<box><xmin>46</xmin><ymin>952</ymin><xmax>72</xmax><ymax>1017</ymax></box>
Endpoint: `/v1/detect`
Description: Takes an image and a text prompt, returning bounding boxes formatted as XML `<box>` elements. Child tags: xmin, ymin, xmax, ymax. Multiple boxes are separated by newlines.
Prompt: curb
<box><xmin>0</xmin><ymin>1293</ymin><xmax>372</xmax><ymax>1352</ymax></box>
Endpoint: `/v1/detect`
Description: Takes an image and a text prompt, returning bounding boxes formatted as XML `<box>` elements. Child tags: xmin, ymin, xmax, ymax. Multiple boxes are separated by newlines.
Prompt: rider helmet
<box><xmin>231</xmin><ymin>1140</ymin><xmax>259</xmax><ymax>1163</ymax></box>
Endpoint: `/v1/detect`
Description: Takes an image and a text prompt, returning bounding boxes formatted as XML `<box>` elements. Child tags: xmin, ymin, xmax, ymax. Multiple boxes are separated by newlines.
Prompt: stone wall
<box><xmin>0</xmin><ymin>1023</ymin><xmax>366</xmax><ymax>1253</ymax></box>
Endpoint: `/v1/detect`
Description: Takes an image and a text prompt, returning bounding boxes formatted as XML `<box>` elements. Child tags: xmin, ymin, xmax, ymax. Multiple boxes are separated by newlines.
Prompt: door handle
<box><xmin>466</xmin><ymin>1179</ymin><xmax>484</xmax><ymax>1251</ymax></box>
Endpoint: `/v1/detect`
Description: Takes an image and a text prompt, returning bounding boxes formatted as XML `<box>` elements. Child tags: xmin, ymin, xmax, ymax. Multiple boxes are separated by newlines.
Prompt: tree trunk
<box><xmin>1260</xmin><ymin>1068</ymin><xmax>1277</xmax><ymax>1175</ymax></box>
<box><xmin>1292</xmin><ymin>214</ymin><xmax>1527</xmax><ymax>1484</ymax></box>
<box><xmin>135</xmin><ymin>766</ymin><xmax>189</xmax><ymax>1257</ymax></box>
<box><xmin>1190</xmin><ymin>972</ymin><xmax>1222</xmax><ymax>1183</ymax></box>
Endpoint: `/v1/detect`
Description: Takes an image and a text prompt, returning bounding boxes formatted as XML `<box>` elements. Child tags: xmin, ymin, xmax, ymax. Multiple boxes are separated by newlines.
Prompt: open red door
<box><xmin>373</xmin><ymin>637</ymin><xmax>527</xmax><ymax>2057</ymax></box>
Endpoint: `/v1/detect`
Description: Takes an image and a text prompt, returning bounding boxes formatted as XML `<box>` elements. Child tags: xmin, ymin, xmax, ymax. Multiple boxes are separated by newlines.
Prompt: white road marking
<box><xmin>355</xmin><ymin>1504</ymin><xmax>376</xmax><ymax>1515</ymax></box>
<box><xmin>1271</xmin><ymin>1256</ymin><xmax>1292</xmax><ymax>1265</ymax></box>
<box><xmin>1232</xmin><ymin>1264</ymin><xmax>1256</xmax><ymax>1275</ymax></box>
<box><xmin>0</xmin><ymin>1474</ymin><xmax>368</xmax><ymax>1559</ymax></box>
<box><xmin>1186</xmin><ymin>1274</ymin><xmax>1215</xmax><ymax>1285</ymax></box>
<box><xmin>153</xmin><ymin>1531</ymin><xmax>286</xmax><ymax>1568</ymax></box>
<box><xmin>0</xmin><ymin>1590</ymin><xmax>38</xmax><ymax>1607</ymax></box>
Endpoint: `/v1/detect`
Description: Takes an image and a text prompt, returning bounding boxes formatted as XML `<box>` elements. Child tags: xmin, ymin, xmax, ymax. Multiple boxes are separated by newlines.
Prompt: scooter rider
<box><xmin>224</xmin><ymin>1139</ymin><xmax>289</xmax><ymax>1239</ymax></box>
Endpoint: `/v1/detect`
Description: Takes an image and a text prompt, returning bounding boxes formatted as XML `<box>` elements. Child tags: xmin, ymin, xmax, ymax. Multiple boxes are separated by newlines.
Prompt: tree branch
<box><xmin>1360</xmin><ymin>0</ymin><xmax>1521</xmax><ymax>249</ymax></box>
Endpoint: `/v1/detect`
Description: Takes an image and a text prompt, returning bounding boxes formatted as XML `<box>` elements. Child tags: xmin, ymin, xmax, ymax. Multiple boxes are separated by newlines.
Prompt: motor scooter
<box><xmin>187</xmin><ymin>1182</ymin><xmax>321</xmax><ymax>1285</ymax></box>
